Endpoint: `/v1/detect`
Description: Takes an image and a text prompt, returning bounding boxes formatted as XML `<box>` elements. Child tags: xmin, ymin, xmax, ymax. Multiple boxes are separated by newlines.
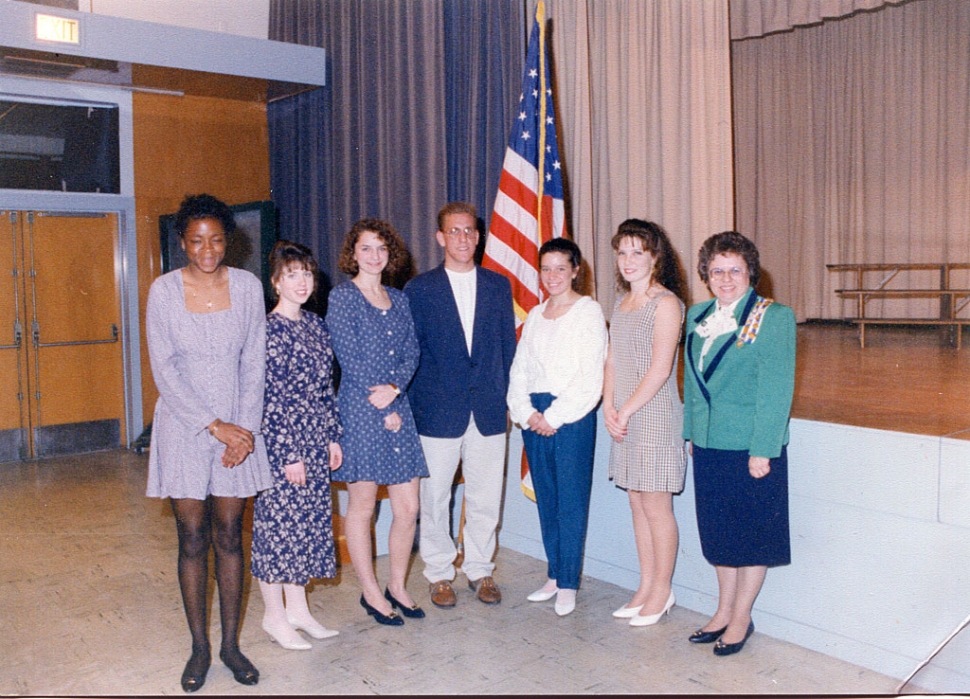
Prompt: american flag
<box><xmin>483</xmin><ymin>0</ymin><xmax>565</xmax><ymax>336</ymax></box>
<box><xmin>483</xmin><ymin>1</ymin><xmax>565</xmax><ymax>501</ymax></box>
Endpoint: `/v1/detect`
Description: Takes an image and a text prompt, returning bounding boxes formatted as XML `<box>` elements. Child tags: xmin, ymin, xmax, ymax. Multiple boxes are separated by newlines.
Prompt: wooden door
<box><xmin>0</xmin><ymin>212</ymin><xmax>28</xmax><ymax>461</ymax></box>
<box><xmin>0</xmin><ymin>211</ymin><xmax>125</xmax><ymax>461</ymax></box>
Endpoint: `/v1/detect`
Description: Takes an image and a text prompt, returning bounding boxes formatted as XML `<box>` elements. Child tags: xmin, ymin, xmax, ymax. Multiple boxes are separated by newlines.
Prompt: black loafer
<box><xmin>219</xmin><ymin>648</ymin><xmax>259</xmax><ymax>685</ymax></box>
<box><xmin>689</xmin><ymin>625</ymin><xmax>728</xmax><ymax>644</ymax></box>
<box><xmin>713</xmin><ymin>621</ymin><xmax>755</xmax><ymax>656</ymax></box>
<box><xmin>360</xmin><ymin>594</ymin><xmax>404</xmax><ymax>626</ymax></box>
<box><xmin>385</xmin><ymin>587</ymin><xmax>426</xmax><ymax>619</ymax></box>
<box><xmin>180</xmin><ymin>648</ymin><xmax>210</xmax><ymax>693</ymax></box>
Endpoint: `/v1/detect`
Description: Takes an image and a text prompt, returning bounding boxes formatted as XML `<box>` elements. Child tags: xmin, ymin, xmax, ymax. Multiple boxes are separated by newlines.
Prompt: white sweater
<box><xmin>507</xmin><ymin>295</ymin><xmax>608</xmax><ymax>430</ymax></box>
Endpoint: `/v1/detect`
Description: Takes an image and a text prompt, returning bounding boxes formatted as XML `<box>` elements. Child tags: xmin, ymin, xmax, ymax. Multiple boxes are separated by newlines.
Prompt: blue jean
<box><xmin>521</xmin><ymin>393</ymin><xmax>597</xmax><ymax>590</ymax></box>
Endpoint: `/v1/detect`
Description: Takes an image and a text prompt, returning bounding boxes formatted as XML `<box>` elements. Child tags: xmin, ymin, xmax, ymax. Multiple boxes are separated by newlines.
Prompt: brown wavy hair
<box><xmin>611</xmin><ymin>219</ymin><xmax>687</xmax><ymax>303</ymax></box>
<box><xmin>696</xmin><ymin>231</ymin><xmax>761</xmax><ymax>288</ymax></box>
<box><xmin>269</xmin><ymin>240</ymin><xmax>319</xmax><ymax>297</ymax></box>
<box><xmin>337</xmin><ymin>218</ymin><xmax>409</xmax><ymax>278</ymax></box>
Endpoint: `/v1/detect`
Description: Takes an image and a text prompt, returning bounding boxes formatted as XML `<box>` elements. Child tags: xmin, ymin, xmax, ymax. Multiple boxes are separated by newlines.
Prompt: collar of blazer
<box><xmin>687</xmin><ymin>289</ymin><xmax>758</xmax><ymax>400</ymax></box>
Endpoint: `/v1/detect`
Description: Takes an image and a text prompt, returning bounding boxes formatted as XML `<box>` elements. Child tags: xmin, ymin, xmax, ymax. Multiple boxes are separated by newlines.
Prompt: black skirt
<box><xmin>692</xmin><ymin>445</ymin><xmax>791</xmax><ymax>567</ymax></box>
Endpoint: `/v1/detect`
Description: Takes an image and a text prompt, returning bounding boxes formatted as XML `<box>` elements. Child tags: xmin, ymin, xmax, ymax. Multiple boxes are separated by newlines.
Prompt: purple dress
<box><xmin>146</xmin><ymin>267</ymin><xmax>272</xmax><ymax>499</ymax></box>
<box><xmin>251</xmin><ymin>311</ymin><xmax>342</xmax><ymax>584</ymax></box>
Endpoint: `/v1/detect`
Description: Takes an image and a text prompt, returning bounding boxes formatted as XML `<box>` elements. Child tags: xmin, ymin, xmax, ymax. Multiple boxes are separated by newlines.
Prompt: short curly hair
<box><xmin>174</xmin><ymin>194</ymin><xmax>236</xmax><ymax>239</ymax></box>
<box><xmin>337</xmin><ymin>218</ymin><xmax>409</xmax><ymax>278</ymax></box>
<box><xmin>697</xmin><ymin>231</ymin><xmax>761</xmax><ymax>288</ymax></box>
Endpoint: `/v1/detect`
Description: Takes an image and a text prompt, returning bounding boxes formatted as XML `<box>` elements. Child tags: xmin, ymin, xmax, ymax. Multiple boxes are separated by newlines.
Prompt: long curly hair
<box><xmin>337</xmin><ymin>218</ymin><xmax>410</xmax><ymax>278</ymax></box>
<box><xmin>611</xmin><ymin>219</ymin><xmax>687</xmax><ymax>303</ymax></box>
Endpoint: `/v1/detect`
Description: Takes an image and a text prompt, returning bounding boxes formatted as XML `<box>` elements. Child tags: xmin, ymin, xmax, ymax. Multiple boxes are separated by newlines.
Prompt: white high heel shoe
<box><xmin>263</xmin><ymin>619</ymin><xmax>312</xmax><ymax>650</ymax></box>
<box><xmin>612</xmin><ymin>603</ymin><xmax>644</xmax><ymax>619</ymax></box>
<box><xmin>629</xmin><ymin>591</ymin><xmax>675</xmax><ymax>627</ymax></box>
<box><xmin>287</xmin><ymin>616</ymin><xmax>340</xmax><ymax>640</ymax></box>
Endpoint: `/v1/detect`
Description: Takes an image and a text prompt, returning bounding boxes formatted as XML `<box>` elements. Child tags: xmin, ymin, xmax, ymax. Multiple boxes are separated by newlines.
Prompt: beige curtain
<box><xmin>729</xmin><ymin>0</ymin><xmax>907</xmax><ymax>40</ymax></box>
<box><xmin>733</xmin><ymin>0</ymin><xmax>970</xmax><ymax>321</ymax></box>
<box><xmin>540</xmin><ymin>0</ymin><xmax>735</xmax><ymax>312</ymax></box>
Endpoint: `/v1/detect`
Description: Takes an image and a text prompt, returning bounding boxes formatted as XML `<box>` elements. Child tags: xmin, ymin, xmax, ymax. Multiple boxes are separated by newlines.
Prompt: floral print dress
<box><xmin>251</xmin><ymin>311</ymin><xmax>342</xmax><ymax>584</ymax></box>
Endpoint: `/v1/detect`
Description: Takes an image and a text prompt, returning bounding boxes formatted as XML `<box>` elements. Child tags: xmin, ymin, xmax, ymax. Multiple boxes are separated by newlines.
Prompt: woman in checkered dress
<box><xmin>603</xmin><ymin>219</ymin><xmax>687</xmax><ymax>627</ymax></box>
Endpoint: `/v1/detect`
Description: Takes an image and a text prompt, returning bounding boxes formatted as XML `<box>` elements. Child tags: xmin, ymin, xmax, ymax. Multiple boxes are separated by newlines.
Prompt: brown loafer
<box><xmin>429</xmin><ymin>580</ymin><xmax>457</xmax><ymax>608</ymax></box>
<box><xmin>468</xmin><ymin>576</ymin><xmax>501</xmax><ymax>604</ymax></box>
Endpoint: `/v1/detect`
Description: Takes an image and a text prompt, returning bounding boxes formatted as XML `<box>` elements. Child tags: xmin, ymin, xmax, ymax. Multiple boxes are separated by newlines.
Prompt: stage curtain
<box><xmin>729</xmin><ymin>0</ymin><xmax>908</xmax><ymax>40</ymax></box>
<box><xmin>733</xmin><ymin>0</ymin><xmax>970</xmax><ymax>321</ymax></box>
<box><xmin>443</xmin><ymin>2</ymin><xmax>526</xmax><ymax>237</ymax></box>
<box><xmin>268</xmin><ymin>0</ymin><xmax>525</xmax><ymax>286</ymax></box>
<box><xmin>542</xmin><ymin>0</ymin><xmax>735</xmax><ymax>310</ymax></box>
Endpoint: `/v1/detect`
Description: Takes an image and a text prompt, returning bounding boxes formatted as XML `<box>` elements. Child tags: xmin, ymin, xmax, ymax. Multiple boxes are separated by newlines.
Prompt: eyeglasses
<box><xmin>709</xmin><ymin>267</ymin><xmax>747</xmax><ymax>281</ymax></box>
<box><xmin>445</xmin><ymin>227</ymin><xmax>477</xmax><ymax>238</ymax></box>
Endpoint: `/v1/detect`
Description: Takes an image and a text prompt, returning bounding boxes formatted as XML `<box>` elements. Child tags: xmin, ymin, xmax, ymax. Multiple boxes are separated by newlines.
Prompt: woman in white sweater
<box><xmin>507</xmin><ymin>237</ymin><xmax>608</xmax><ymax>616</ymax></box>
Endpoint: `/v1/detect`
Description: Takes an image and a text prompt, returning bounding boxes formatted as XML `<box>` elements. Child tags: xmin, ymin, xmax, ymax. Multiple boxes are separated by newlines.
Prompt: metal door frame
<box><xmin>0</xmin><ymin>78</ymin><xmax>142</xmax><ymax>448</ymax></box>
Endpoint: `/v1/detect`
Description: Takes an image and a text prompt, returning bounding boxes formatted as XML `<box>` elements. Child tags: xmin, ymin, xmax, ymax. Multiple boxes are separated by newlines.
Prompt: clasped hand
<box><xmin>368</xmin><ymin>383</ymin><xmax>398</xmax><ymax>410</ymax></box>
<box><xmin>211</xmin><ymin>421</ymin><xmax>254</xmax><ymax>468</ymax></box>
<box><xmin>527</xmin><ymin>411</ymin><xmax>556</xmax><ymax>437</ymax></box>
<box><xmin>604</xmin><ymin>405</ymin><xmax>628</xmax><ymax>443</ymax></box>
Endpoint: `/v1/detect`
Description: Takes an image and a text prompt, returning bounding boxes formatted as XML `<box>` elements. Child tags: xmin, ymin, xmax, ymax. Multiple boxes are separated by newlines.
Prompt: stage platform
<box><xmin>791</xmin><ymin>321</ymin><xmax>970</xmax><ymax>438</ymax></box>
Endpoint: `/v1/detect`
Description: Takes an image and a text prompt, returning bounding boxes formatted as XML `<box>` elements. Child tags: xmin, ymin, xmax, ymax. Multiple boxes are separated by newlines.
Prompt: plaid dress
<box><xmin>607</xmin><ymin>291</ymin><xmax>687</xmax><ymax>492</ymax></box>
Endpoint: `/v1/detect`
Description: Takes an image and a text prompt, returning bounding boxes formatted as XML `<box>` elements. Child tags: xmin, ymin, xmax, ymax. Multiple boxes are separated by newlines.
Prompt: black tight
<box><xmin>170</xmin><ymin>496</ymin><xmax>247</xmax><ymax>655</ymax></box>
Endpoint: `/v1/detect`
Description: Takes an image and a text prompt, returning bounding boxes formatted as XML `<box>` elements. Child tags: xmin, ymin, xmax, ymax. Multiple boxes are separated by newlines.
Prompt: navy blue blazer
<box><xmin>404</xmin><ymin>264</ymin><xmax>516</xmax><ymax>438</ymax></box>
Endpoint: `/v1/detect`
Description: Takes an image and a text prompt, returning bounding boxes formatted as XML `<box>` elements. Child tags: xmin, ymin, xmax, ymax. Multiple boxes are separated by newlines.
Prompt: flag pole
<box><xmin>535</xmin><ymin>1</ymin><xmax>547</xmax><ymax>246</ymax></box>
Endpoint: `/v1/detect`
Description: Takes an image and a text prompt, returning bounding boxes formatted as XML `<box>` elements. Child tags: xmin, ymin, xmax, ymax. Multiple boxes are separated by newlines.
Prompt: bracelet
<box><xmin>389</xmin><ymin>383</ymin><xmax>400</xmax><ymax>396</ymax></box>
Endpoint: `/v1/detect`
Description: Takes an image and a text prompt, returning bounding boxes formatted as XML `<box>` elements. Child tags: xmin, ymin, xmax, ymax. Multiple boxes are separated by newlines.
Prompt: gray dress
<box><xmin>608</xmin><ymin>291</ymin><xmax>687</xmax><ymax>493</ymax></box>
<box><xmin>146</xmin><ymin>267</ymin><xmax>273</xmax><ymax>499</ymax></box>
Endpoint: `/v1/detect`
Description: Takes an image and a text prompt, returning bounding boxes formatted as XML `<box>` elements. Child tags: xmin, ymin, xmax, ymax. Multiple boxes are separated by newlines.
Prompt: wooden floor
<box><xmin>789</xmin><ymin>321</ymin><xmax>970</xmax><ymax>439</ymax></box>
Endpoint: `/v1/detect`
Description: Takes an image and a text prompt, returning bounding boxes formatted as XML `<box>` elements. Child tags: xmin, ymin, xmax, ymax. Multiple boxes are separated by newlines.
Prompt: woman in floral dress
<box><xmin>251</xmin><ymin>241</ymin><xmax>343</xmax><ymax>650</ymax></box>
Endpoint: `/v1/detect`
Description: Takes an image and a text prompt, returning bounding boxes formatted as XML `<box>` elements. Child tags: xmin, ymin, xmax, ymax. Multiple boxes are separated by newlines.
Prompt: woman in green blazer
<box><xmin>682</xmin><ymin>231</ymin><xmax>795</xmax><ymax>657</ymax></box>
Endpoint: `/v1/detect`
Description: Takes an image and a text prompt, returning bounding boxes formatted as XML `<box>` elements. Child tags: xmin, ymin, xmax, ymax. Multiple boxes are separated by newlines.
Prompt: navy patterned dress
<box><xmin>251</xmin><ymin>311</ymin><xmax>342</xmax><ymax>585</ymax></box>
<box><xmin>326</xmin><ymin>281</ymin><xmax>428</xmax><ymax>485</ymax></box>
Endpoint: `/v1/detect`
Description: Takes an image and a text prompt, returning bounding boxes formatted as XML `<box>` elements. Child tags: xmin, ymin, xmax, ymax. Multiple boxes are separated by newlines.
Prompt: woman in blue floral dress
<box><xmin>251</xmin><ymin>241</ymin><xmax>343</xmax><ymax>650</ymax></box>
<box><xmin>327</xmin><ymin>219</ymin><xmax>429</xmax><ymax>626</ymax></box>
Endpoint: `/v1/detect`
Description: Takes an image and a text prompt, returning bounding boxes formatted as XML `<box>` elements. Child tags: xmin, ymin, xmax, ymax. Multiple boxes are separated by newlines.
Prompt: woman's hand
<box><xmin>526</xmin><ymin>411</ymin><xmax>556</xmax><ymax>437</ymax></box>
<box><xmin>210</xmin><ymin>420</ymin><xmax>254</xmax><ymax>468</ymax></box>
<box><xmin>384</xmin><ymin>411</ymin><xmax>402</xmax><ymax>432</ymax></box>
<box><xmin>328</xmin><ymin>442</ymin><xmax>343</xmax><ymax>471</ymax></box>
<box><xmin>749</xmin><ymin>455</ymin><xmax>771</xmax><ymax>479</ymax></box>
<box><xmin>284</xmin><ymin>460</ymin><xmax>307</xmax><ymax>486</ymax></box>
<box><xmin>604</xmin><ymin>405</ymin><xmax>627</xmax><ymax>442</ymax></box>
<box><xmin>368</xmin><ymin>384</ymin><xmax>399</xmax><ymax>410</ymax></box>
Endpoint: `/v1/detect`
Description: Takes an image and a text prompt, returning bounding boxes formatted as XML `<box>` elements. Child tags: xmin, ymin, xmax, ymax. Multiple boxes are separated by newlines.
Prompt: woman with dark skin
<box><xmin>146</xmin><ymin>194</ymin><xmax>272</xmax><ymax>691</ymax></box>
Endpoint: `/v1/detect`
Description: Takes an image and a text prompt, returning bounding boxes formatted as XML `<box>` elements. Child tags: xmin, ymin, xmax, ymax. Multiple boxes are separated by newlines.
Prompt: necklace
<box><xmin>190</xmin><ymin>288</ymin><xmax>214</xmax><ymax>309</ymax></box>
<box><xmin>185</xmin><ymin>276</ymin><xmax>222</xmax><ymax>309</ymax></box>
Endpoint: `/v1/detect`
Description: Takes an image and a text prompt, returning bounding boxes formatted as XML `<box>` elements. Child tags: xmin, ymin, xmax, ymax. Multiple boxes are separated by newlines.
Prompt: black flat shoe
<box><xmin>360</xmin><ymin>594</ymin><xmax>404</xmax><ymax>626</ymax></box>
<box><xmin>219</xmin><ymin>648</ymin><xmax>259</xmax><ymax>685</ymax></box>
<box><xmin>385</xmin><ymin>587</ymin><xmax>426</xmax><ymax>619</ymax></box>
<box><xmin>713</xmin><ymin>621</ymin><xmax>755</xmax><ymax>656</ymax></box>
<box><xmin>689</xmin><ymin>625</ymin><xmax>728</xmax><ymax>644</ymax></box>
<box><xmin>180</xmin><ymin>647</ymin><xmax>210</xmax><ymax>693</ymax></box>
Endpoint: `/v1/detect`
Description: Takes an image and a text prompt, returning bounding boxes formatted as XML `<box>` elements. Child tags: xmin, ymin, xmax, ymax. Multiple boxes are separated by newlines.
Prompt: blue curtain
<box><xmin>268</xmin><ymin>0</ymin><xmax>526</xmax><ymax>285</ymax></box>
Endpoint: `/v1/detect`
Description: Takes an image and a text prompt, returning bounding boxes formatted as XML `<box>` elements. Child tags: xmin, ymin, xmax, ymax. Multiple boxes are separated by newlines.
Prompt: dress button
<box><xmin>389</xmin><ymin>350</ymin><xmax>395</xmax><ymax>356</ymax></box>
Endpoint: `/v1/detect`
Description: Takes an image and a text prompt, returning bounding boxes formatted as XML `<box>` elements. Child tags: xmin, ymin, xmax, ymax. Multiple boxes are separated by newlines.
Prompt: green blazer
<box><xmin>682</xmin><ymin>287</ymin><xmax>796</xmax><ymax>458</ymax></box>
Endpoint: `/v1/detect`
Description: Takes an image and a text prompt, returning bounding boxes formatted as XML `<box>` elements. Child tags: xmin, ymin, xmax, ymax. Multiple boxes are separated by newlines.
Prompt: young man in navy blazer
<box><xmin>404</xmin><ymin>202</ymin><xmax>516</xmax><ymax>607</ymax></box>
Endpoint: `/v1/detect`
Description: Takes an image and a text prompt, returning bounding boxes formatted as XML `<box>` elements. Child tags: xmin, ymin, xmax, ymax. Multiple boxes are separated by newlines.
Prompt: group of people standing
<box><xmin>146</xmin><ymin>193</ymin><xmax>795</xmax><ymax>693</ymax></box>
